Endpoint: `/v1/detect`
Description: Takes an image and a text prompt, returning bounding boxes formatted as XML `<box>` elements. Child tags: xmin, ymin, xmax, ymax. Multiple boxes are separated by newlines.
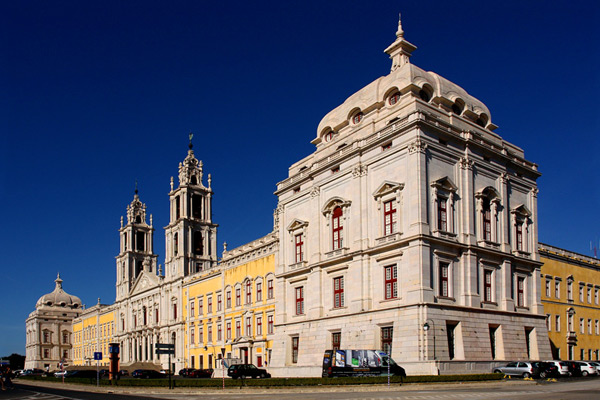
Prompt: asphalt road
<box><xmin>5</xmin><ymin>377</ymin><xmax>600</xmax><ymax>400</ymax></box>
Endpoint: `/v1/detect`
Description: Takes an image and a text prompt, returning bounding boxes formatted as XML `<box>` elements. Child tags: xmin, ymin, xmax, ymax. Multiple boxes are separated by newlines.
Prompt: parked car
<box><xmin>13</xmin><ymin>369</ymin><xmax>24</xmax><ymax>377</ymax></box>
<box><xmin>21</xmin><ymin>368</ymin><xmax>45</xmax><ymax>377</ymax></box>
<box><xmin>544</xmin><ymin>361</ymin><xmax>571</xmax><ymax>376</ymax></box>
<box><xmin>227</xmin><ymin>364</ymin><xmax>270</xmax><ymax>379</ymax></box>
<box><xmin>531</xmin><ymin>362</ymin><xmax>560</xmax><ymax>379</ymax></box>
<box><xmin>188</xmin><ymin>368</ymin><xmax>214</xmax><ymax>378</ymax></box>
<box><xmin>577</xmin><ymin>362</ymin><xmax>598</xmax><ymax>376</ymax></box>
<box><xmin>131</xmin><ymin>369</ymin><xmax>164</xmax><ymax>379</ymax></box>
<box><xmin>119</xmin><ymin>369</ymin><xmax>129</xmax><ymax>376</ymax></box>
<box><xmin>54</xmin><ymin>370</ymin><xmax>68</xmax><ymax>378</ymax></box>
<box><xmin>178</xmin><ymin>368</ymin><xmax>196</xmax><ymax>377</ymax></box>
<box><xmin>493</xmin><ymin>362</ymin><xmax>536</xmax><ymax>378</ymax></box>
<box><xmin>64</xmin><ymin>370</ymin><xmax>98</xmax><ymax>379</ymax></box>
<box><xmin>322</xmin><ymin>349</ymin><xmax>406</xmax><ymax>377</ymax></box>
<box><xmin>563</xmin><ymin>361</ymin><xmax>582</xmax><ymax>376</ymax></box>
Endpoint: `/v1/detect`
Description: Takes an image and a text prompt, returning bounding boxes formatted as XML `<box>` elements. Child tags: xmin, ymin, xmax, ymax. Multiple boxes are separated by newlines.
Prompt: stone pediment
<box><xmin>431</xmin><ymin>176</ymin><xmax>457</xmax><ymax>192</ymax></box>
<box><xmin>129</xmin><ymin>270</ymin><xmax>160</xmax><ymax>296</ymax></box>
<box><xmin>287</xmin><ymin>219</ymin><xmax>308</xmax><ymax>232</ymax></box>
<box><xmin>372</xmin><ymin>181</ymin><xmax>404</xmax><ymax>198</ymax></box>
<box><xmin>511</xmin><ymin>204</ymin><xmax>531</xmax><ymax>217</ymax></box>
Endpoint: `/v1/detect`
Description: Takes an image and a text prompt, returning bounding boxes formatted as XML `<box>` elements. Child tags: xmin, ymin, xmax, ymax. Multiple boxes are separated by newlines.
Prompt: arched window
<box><xmin>388</xmin><ymin>92</ymin><xmax>401</xmax><ymax>105</ymax></box>
<box><xmin>419</xmin><ymin>89</ymin><xmax>431</xmax><ymax>102</ymax></box>
<box><xmin>193</xmin><ymin>231</ymin><xmax>203</xmax><ymax>255</ymax></box>
<box><xmin>332</xmin><ymin>206</ymin><xmax>343</xmax><ymax>250</ymax></box>
<box><xmin>173</xmin><ymin>233</ymin><xmax>178</xmax><ymax>256</ymax></box>
<box><xmin>352</xmin><ymin>112</ymin><xmax>363</xmax><ymax>124</ymax></box>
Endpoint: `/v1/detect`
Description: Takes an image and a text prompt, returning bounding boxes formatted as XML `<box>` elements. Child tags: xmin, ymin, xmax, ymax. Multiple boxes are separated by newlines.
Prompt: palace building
<box><xmin>32</xmin><ymin>13</ymin><xmax>581</xmax><ymax>376</ymax></box>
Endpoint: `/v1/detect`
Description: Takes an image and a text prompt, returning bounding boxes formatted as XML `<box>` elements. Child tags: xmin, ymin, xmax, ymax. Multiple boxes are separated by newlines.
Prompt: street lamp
<box><xmin>423</xmin><ymin>319</ymin><xmax>436</xmax><ymax>361</ymax></box>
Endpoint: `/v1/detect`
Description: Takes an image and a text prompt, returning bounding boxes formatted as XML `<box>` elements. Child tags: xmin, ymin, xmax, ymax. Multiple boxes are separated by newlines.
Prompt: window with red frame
<box><xmin>383</xmin><ymin>200</ymin><xmax>396</xmax><ymax>235</ymax></box>
<box><xmin>295</xmin><ymin>233</ymin><xmax>304</xmax><ymax>263</ymax></box>
<box><xmin>267</xmin><ymin>280</ymin><xmax>274</xmax><ymax>299</ymax></box>
<box><xmin>484</xmin><ymin>270</ymin><xmax>493</xmax><ymax>302</ymax></box>
<box><xmin>226</xmin><ymin>322</ymin><xmax>231</xmax><ymax>340</ymax></box>
<box><xmin>199</xmin><ymin>327</ymin><xmax>203</xmax><ymax>343</ymax></box>
<box><xmin>389</xmin><ymin>92</ymin><xmax>400</xmax><ymax>105</ymax></box>
<box><xmin>217</xmin><ymin>294</ymin><xmax>222</xmax><ymax>311</ymax></box>
<box><xmin>295</xmin><ymin>287</ymin><xmax>304</xmax><ymax>315</ymax></box>
<box><xmin>332</xmin><ymin>206</ymin><xmax>343</xmax><ymax>250</ymax></box>
<box><xmin>207</xmin><ymin>324</ymin><xmax>212</xmax><ymax>342</ymax></box>
<box><xmin>324</xmin><ymin>131</ymin><xmax>333</xmax><ymax>142</ymax></box>
<box><xmin>483</xmin><ymin>199</ymin><xmax>492</xmax><ymax>241</ymax></box>
<box><xmin>384</xmin><ymin>265</ymin><xmax>397</xmax><ymax>300</ymax></box>
<box><xmin>439</xmin><ymin>262</ymin><xmax>449</xmax><ymax>297</ymax></box>
<box><xmin>517</xmin><ymin>277</ymin><xmax>525</xmax><ymax>307</ymax></box>
<box><xmin>199</xmin><ymin>298</ymin><xmax>203</xmax><ymax>315</ymax></box>
<box><xmin>438</xmin><ymin>197</ymin><xmax>447</xmax><ymax>231</ymax></box>
<box><xmin>267</xmin><ymin>315</ymin><xmax>274</xmax><ymax>334</ymax></box>
<box><xmin>190</xmin><ymin>301</ymin><xmax>195</xmax><ymax>317</ymax></box>
<box><xmin>235</xmin><ymin>321</ymin><xmax>241</xmax><ymax>337</ymax></box>
<box><xmin>236</xmin><ymin>288</ymin><xmax>241</xmax><ymax>306</ymax></box>
<box><xmin>173</xmin><ymin>303</ymin><xmax>178</xmax><ymax>320</ymax></box>
<box><xmin>226</xmin><ymin>291</ymin><xmax>231</xmax><ymax>309</ymax></box>
<box><xmin>352</xmin><ymin>112</ymin><xmax>363</xmax><ymax>124</ymax></box>
<box><xmin>334</xmin><ymin>277</ymin><xmax>344</xmax><ymax>308</ymax></box>
<box><xmin>292</xmin><ymin>336</ymin><xmax>299</xmax><ymax>363</ymax></box>
<box><xmin>332</xmin><ymin>332</ymin><xmax>341</xmax><ymax>352</ymax></box>
<box><xmin>516</xmin><ymin>223</ymin><xmax>523</xmax><ymax>251</ymax></box>
<box><xmin>381</xmin><ymin>327</ymin><xmax>393</xmax><ymax>355</ymax></box>
<box><xmin>217</xmin><ymin>324</ymin><xmax>222</xmax><ymax>341</ymax></box>
<box><xmin>246</xmin><ymin>281</ymin><xmax>252</xmax><ymax>304</ymax></box>
<box><xmin>207</xmin><ymin>297</ymin><xmax>212</xmax><ymax>313</ymax></box>
<box><xmin>190</xmin><ymin>326</ymin><xmax>195</xmax><ymax>344</ymax></box>
<box><xmin>256</xmin><ymin>316</ymin><xmax>262</xmax><ymax>336</ymax></box>
<box><xmin>246</xmin><ymin>317</ymin><xmax>252</xmax><ymax>336</ymax></box>
<box><xmin>256</xmin><ymin>282</ymin><xmax>262</xmax><ymax>302</ymax></box>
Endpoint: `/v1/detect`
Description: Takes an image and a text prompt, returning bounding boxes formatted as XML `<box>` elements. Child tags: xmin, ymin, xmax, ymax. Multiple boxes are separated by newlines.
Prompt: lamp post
<box><xmin>423</xmin><ymin>319</ymin><xmax>436</xmax><ymax>360</ymax></box>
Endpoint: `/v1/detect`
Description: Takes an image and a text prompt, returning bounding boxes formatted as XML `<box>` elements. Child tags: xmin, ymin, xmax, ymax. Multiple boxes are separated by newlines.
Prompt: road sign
<box><xmin>155</xmin><ymin>343</ymin><xmax>175</xmax><ymax>350</ymax></box>
<box><xmin>156</xmin><ymin>349</ymin><xmax>175</xmax><ymax>355</ymax></box>
<box><xmin>109</xmin><ymin>345</ymin><xmax>120</xmax><ymax>354</ymax></box>
<box><xmin>93</xmin><ymin>352</ymin><xmax>102</xmax><ymax>360</ymax></box>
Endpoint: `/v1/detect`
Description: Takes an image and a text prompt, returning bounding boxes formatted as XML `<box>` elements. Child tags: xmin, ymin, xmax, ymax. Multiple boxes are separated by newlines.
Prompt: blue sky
<box><xmin>1</xmin><ymin>1</ymin><xmax>598</xmax><ymax>356</ymax></box>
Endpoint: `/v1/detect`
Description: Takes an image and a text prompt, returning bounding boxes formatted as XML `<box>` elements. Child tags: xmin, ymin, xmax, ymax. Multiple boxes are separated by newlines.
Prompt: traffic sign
<box><xmin>155</xmin><ymin>343</ymin><xmax>175</xmax><ymax>350</ymax></box>
<box><xmin>155</xmin><ymin>349</ymin><xmax>175</xmax><ymax>355</ymax></box>
<box><xmin>93</xmin><ymin>352</ymin><xmax>102</xmax><ymax>360</ymax></box>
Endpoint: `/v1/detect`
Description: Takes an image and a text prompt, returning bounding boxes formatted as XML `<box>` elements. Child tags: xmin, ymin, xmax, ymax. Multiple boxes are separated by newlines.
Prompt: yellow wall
<box><xmin>71</xmin><ymin>307</ymin><xmax>116</xmax><ymax>366</ymax></box>
<box><xmin>540</xmin><ymin>244</ymin><xmax>600</xmax><ymax>361</ymax></box>
<box><xmin>184</xmin><ymin>252</ymin><xmax>276</xmax><ymax>370</ymax></box>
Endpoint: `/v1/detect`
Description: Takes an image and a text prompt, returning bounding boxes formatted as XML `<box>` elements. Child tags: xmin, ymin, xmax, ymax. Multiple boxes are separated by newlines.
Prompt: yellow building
<box><xmin>72</xmin><ymin>301</ymin><xmax>116</xmax><ymax>366</ymax></box>
<box><xmin>540</xmin><ymin>243</ymin><xmax>600</xmax><ymax>361</ymax></box>
<box><xmin>183</xmin><ymin>232</ymin><xmax>277</xmax><ymax>370</ymax></box>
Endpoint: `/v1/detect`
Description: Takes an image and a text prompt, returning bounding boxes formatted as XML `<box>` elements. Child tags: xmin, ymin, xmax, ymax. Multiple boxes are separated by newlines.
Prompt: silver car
<box><xmin>493</xmin><ymin>361</ymin><xmax>535</xmax><ymax>378</ymax></box>
<box><xmin>577</xmin><ymin>362</ymin><xmax>598</xmax><ymax>376</ymax></box>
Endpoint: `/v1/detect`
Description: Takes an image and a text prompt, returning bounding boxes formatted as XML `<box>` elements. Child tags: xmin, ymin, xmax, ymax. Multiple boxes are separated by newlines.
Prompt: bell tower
<box><xmin>115</xmin><ymin>187</ymin><xmax>158</xmax><ymax>301</ymax></box>
<box><xmin>164</xmin><ymin>135</ymin><xmax>218</xmax><ymax>281</ymax></box>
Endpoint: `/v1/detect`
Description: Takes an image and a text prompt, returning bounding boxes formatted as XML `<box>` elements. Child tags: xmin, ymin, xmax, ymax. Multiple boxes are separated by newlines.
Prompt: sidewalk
<box><xmin>15</xmin><ymin>378</ymin><xmax>539</xmax><ymax>395</ymax></box>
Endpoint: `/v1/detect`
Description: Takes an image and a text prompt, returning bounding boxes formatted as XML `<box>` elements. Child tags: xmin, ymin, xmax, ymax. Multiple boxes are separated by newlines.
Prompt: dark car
<box><xmin>131</xmin><ymin>369</ymin><xmax>164</xmax><ymax>379</ymax></box>
<box><xmin>531</xmin><ymin>362</ymin><xmax>560</xmax><ymax>379</ymax></box>
<box><xmin>64</xmin><ymin>370</ymin><xmax>98</xmax><ymax>379</ymax></box>
<box><xmin>119</xmin><ymin>369</ymin><xmax>129</xmax><ymax>376</ymax></box>
<box><xmin>227</xmin><ymin>364</ymin><xmax>270</xmax><ymax>379</ymax></box>
<box><xmin>21</xmin><ymin>368</ymin><xmax>45</xmax><ymax>377</ymax></box>
<box><xmin>188</xmin><ymin>368</ymin><xmax>214</xmax><ymax>378</ymax></box>
<box><xmin>178</xmin><ymin>368</ymin><xmax>196</xmax><ymax>377</ymax></box>
<box><xmin>563</xmin><ymin>361</ymin><xmax>582</xmax><ymax>377</ymax></box>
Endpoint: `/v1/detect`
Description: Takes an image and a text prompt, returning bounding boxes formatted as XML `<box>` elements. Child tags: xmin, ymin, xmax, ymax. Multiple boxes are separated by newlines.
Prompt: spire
<box><xmin>126</xmin><ymin>184</ymin><xmax>147</xmax><ymax>225</ymax></box>
<box><xmin>178</xmin><ymin>133</ymin><xmax>203</xmax><ymax>187</ymax></box>
<box><xmin>384</xmin><ymin>12</ymin><xmax>417</xmax><ymax>72</ymax></box>
<box><xmin>55</xmin><ymin>273</ymin><xmax>63</xmax><ymax>290</ymax></box>
<box><xmin>189</xmin><ymin>131</ymin><xmax>194</xmax><ymax>150</ymax></box>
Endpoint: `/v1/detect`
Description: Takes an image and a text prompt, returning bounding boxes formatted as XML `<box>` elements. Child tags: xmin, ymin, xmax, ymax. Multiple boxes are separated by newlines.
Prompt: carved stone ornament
<box><xmin>352</xmin><ymin>164</ymin><xmax>368</xmax><ymax>178</ymax></box>
<box><xmin>178</xmin><ymin>149</ymin><xmax>204</xmax><ymax>187</ymax></box>
<box><xmin>408</xmin><ymin>138</ymin><xmax>427</xmax><ymax>154</ymax></box>
<box><xmin>310</xmin><ymin>187</ymin><xmax>320</xmax><ymax>197</ymax></box>
<box><xmin>459</xmin><ymin>156</ymin><xmax>474</xmax><ymax>170</ymax></box>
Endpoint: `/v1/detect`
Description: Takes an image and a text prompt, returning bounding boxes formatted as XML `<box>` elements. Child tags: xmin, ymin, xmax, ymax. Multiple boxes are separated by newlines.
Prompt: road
<box><xmin>4</xmin><ymin>378</ymin><xmax>600</xmax><ymax>400</ymax></box>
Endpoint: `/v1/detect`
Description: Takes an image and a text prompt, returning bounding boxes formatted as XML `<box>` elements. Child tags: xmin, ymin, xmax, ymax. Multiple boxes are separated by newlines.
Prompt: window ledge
<box><xmin>330</xmin><ymin>306</ymin><xmax>348</xmax><ymax>312</ymax></box>
<box><xmin>375</xmin><ymin>233</ymin><xmax>401</xmax><ymax>245</ymax></box>
<box><xmin>379</xmin><ymin>297</ymin><xmax>401</xmax><ymax>304</ymax></box>
<box><xmin>481</xmin><ymin>301</ymin><xmax>498</xmax><ymax>309</ymax></box>
<box><xmin>515</xmin><ymin>306</ymin><xmax>529</xmax><ymax>311</ymax></box>
<box><xmin>289</xmin><ymin>261</ymin><xmax>308</xmax><ymax>271</ymax></box>
<box><xmin>513</xmin><ymin>250</ymin><xmax>531</xmax><ymax>258</ymax></box>
<box><xmin>432</xmin><ymin>230</ymin><xmax>457</xmax><ymax>239</ymax></box>
<box><xmin>436</xmin><ymin>296</ymin><xmax>456</xmax><ymax>304</ymax></box>
<box><xmin>478</xmin><ymin>240</ymin><xmax>500</xmax><ymax>250</ymax></box>
<box><xmin>325</xmin><ymin>247</ymin><xmax>349</xmax><ymax>258</ymax></box>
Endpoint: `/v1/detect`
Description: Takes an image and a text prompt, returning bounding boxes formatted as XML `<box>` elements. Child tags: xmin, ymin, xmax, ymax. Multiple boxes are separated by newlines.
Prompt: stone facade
<box><xmin>25</xmin><ymin>275</ymin><xmax>82</xmax><ymax>370</ymax></box>
<box><xmin>269</xmin><ymin>16</ymin><xmax>552</xmax><ymax>377</ymax></box>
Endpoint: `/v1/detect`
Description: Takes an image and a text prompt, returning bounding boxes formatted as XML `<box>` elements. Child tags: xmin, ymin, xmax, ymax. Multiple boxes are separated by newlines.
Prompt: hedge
<box><xmin>19</xmin><ymin>373</ymin><xmax>503</xmax><ymax>387</ymax></box>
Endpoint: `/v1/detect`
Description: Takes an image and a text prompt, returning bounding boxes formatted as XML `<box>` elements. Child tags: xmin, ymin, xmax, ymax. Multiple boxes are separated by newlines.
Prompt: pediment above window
<box><xmin>372</xmin><ymin>181</ymin><xmax>404</xmax><ymax>199</ymax></box>
<box><xmin>511</xmin><ymin>204</ymin><xmax>531</xmax><ymax>217</ymax></box>
<box><xmin>322</xmin><ymin>197</ymin><xmax>351</xmax><ymax>215</ymax></box>
<box><xmin>431</xmin><ymin>176</ymin><xmax>457</xmax><ymax>192</ymax></box>
<box><xmin>475</xmin><ymin>186</ymin><xmax>501</xmax><ymax>200</ymax></box>
<box><xmin>287</xmin><ymin>219</ymin><xmax>308</xmax><ymax>232</ymax></box>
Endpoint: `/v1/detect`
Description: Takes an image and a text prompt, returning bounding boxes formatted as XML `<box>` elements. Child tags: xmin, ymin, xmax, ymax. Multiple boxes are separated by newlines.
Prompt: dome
<box><xmin>36</xmin><ymin>274</ymin><xmax>81</xmax><ymax>309</ymax></box>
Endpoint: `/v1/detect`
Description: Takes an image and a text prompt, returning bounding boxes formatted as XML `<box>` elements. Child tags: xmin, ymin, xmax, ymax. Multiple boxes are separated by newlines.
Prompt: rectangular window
<box><xmin>199</xmin><ymin>298</ymin><xmax>203</xmax><ymax>315</ymax></box>
<box><xmin>546</xmin><ymin>314</ymin><xmax>551</xmax><ymax>331</ymax></box>
<box><xmin>235</xmin><ymin>321</ymin><xmax>241</xmax><ymax>338</ymax></box>
<box><xmin>199</xmin><ymin>327</ymin><xmax>203</xmax><ymax>344</ymax></box>
<box><xmin>207</xmin><ymin>297</ymin><xmax>212</xmax><ymax>314</ymax></box>
<box><xmin>256</xmin><ymin>282</ymin><xmax>262</xmax><ymax>302</ymax></box>
<box><xmin>246</xmin><ymin>317</ymin><xmax>252</xmax><ymax>337</ymax></box>
<box><xmin>517</xmin><ymin>277</ymin><xmax>525</xmax><ymax>307</ymax></box>
<box><xmin>385</xmin><ymin>265</ymin><xmax>398</xmax><ymax>300</ymax></box>
<box><xmin>226</xmin><ymin>291</ymin><xmax>231</xmax><ymax>309</ymax></box>
<box><xmin>595</xmin><ymin>320</ymin><xmax>599</xmax><ymax>335</ymax></box>
<box><xmin>267</xmin><ymin>280</ymin><xmax>274</xmax><ymax>299</ymax></box>
<box><xmin>595</xmin><ymin>288</ymin><xmax>599</xmax><ymax>305</ymax></box>
<box><xmin>332</xmin><ymin>332</ymin><xmax>341</xmax><ymax>352</ymax></box>
<box><xmin>217</xmin><ymin>294</ymin><xmax>222</xmax><ymax>312</ymax></box>
<box><xmin>295</xmin><ymin>234</ymin><xmax>304</xmax><ymax>263</ymax></box>
<box><xmin>236</xmin><ymin>288</ymin><xmax>241</xmax><ymax>306</ymax></box>
<box><xmin>295</xmin><ymin>286</ymin><xmax>304</xmax><ymax>315</ymax></box>
<box><xmin>333</xmin><ymin>277</ymin><xmax>344</xmax><ymax>308</ymax></box>
<box><xmin>484</xmin><ymin>270</ymin><xmax>493</xmax><ymax>302</ymax></box>
<box><xmin>516</xmin><ymin>223</ymin><xmax>523</xmax><ymax>250</ymax></box>
<box><xmin>217</xmin><ymin>324</ymin><xmax>222</xmax><ymax>341</ymax></box>
<box><xmin>268</xmin><ymin>315</ymin><xmax>274</xmax><ymax>334</ymax></box>
<box><xmin>483</xmin><ymin>200</ymin><xmax>492</xmax><ymax>241</ymax></box>
<box><xmin>588</xmin><ymin>319</ymin><xmax>593</xmax><ymax>335</ymax></box>
<box><xmin>447</xmin><ymin>322</ymin><xmax>457</xmax><ymax>360</ymax></box>
<box><xmin>292</xmin><ymin>336</ymin><xmax>299</xmax><ymax>364</ymax></box>
<box><xmin>381</xmin><ymin>327</ymin><xmax>393</xmax><ymax>356</ymax></box>
<box><xmin>545</xmin><ymin>279</ymin><xmax>551</xmax><ymax>298</ymax></box>
<box><xmin>489</xmin><ymin>325</ymin><xmax>497</xmax><ymax>360</ymax></box>
<box><xmin>246</xmin><ymin>281</ymin><xmax>252</xmax><ymax>304</ymax></box>
<box><xmin>437</xmin><ymin>197</ymin><xmax>447</xmax><ymax>232</ymax></box>
<box><xmin>567</xmin><ymin>281</ymin><xmax>573</xmax><ymax>300</ymax></box>
<box><xmin>190</xmin><ymin>326</ymin><xmax>195</xmax><ymax>344</ymax></box>
<box><xmin>439</xmin><ymin>262</ymin><xmax>449</xmax><ymax>297</ymax></box>
<box><xmin>384</xmin><ymin>200</ymin><xmax>397</xmax><ymax>235</ymax></box>
<box><xmin>256</xmin><ymin>317</ymin><xmax>262</xmax><ymax>336</ymax></box>
<box><xmin>555</xmin><ymin>280</ymin><xmax>560</xmax><ymax>299</ymax></box>
<box><xmin>588</xmin><ymin>286</ymin><xmax>592</xmax><ymax>303</ymax></box>
<box><xmin>207</xmin><ymin>324</ymin><xmax>213</xmax><ymax>342</ymax></box>
<box><xmin>332</xmin><ymin>207</ymin><xmax>343</xmax><ymax>250</ymax></box>
<box><xmin>580</xmin><ymin>285</ymin><xmax>584</xmax><ymax>302</ymax></box>
<box><xmin>190</xmin><ymin>301</ymin><xmax>195</xmax><ymax>317</ymax></box>
<box><xmin>580</xmin><ymin>318</ymin><xmax>585</xmax><ymax>334</ymax></box>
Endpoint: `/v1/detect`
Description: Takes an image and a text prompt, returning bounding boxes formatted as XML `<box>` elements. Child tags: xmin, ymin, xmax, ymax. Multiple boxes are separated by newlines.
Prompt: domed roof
<box><xmin>36</xmin><ymin>274</ymin><xmax>81</xmax><ymax>309</ymax></box>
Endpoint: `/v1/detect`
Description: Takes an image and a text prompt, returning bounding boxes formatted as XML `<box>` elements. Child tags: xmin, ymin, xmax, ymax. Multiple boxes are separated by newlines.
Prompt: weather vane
<box><xmin>189</xmin><ymin>131</ymin><xmax>194</xmax><ymax>149</ymax></box>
